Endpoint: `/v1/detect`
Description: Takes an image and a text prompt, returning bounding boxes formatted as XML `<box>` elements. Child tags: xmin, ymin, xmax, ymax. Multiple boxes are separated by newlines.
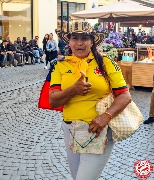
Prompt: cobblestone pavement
<box><xmin>0</xmin><ymin>64</ymin><xmax>154</xmax><ymax>180</ymax></box>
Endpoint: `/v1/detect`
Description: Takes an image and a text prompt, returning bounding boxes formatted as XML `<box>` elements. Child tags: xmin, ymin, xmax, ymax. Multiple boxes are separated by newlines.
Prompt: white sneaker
<box><xmin>44</xmin><ymin>66</ymin><xmax>48</xmax><ymax>69</ymax></box>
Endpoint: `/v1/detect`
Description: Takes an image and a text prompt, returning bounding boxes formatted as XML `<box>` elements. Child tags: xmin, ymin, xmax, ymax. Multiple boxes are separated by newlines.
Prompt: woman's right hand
<box><xmin>72</xmin><ymin>71</ymin><xmax>92</xmax><ymax>96</ymax></box>
<box><xmin>49</xmin><ymin>72</ymin><xmax>92</xmax><ymax>107</ymax></box>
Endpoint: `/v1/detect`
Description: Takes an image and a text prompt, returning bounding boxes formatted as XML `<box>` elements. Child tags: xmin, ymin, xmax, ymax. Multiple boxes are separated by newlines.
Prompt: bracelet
<box><xmin>104</xmin><ymin>111</ymin><xmax>113</xmax><ymax>119</ymax></box>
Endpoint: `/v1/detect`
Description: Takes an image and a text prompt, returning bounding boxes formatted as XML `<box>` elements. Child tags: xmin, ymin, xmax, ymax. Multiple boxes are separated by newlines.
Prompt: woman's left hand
<box><xmin>88</xmin><ymin>114</ymin><xmax>110</xmax><ymax>138</ymax></box>
<box><xmin>88</xmin><ymin>91</ymin><xmax>132</xmax><ymax>138</ymax></box>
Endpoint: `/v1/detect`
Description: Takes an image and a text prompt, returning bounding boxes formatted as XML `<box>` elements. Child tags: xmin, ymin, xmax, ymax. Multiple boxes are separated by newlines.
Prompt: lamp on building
<box><xmin>139</xmin><ymin>24</ymin><xmax>142</xmax><ymax>28</ymax></box>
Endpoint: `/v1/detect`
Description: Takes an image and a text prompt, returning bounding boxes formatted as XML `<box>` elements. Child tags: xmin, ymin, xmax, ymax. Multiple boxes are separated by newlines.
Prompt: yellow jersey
<box><xmin>50</xmin><ymin>56</ymin><xmax>127</xmax><ymax>123</ymax></box>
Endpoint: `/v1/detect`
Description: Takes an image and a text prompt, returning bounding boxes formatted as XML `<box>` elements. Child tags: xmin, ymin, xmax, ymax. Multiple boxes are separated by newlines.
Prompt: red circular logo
<box><xmin>94</xmin><ymin>67</ymin><xmax>102</xmax><ymax>75</ymax></box>
<box><xmin>134</xmin><ymin>160</ymin><xmax>153</xmax><ymax>179</ymax></box>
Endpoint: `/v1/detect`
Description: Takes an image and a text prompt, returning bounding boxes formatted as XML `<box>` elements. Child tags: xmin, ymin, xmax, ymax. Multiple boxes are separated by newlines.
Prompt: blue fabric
<box><xmin>45</xmin><ymin>57</ymin><xmax>65</xmax><ymax>82</ymax></box>
<box><xmin>46</xmin><ymin>69</ymin><xmax>52</xmax><ymax>82</ymax></box>
<box><xmin>38</xmin><ymin>48</ymin><xmax>43</xmax><ymax>57</ymax></box>
<box><xmin>49</xmin><ymin>44</ymin><xmax>52</xmax><ymax>49</ymax></box>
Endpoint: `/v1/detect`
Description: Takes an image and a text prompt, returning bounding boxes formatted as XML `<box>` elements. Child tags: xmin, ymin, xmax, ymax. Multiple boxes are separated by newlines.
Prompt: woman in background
<box><xmin>42</xmin><ymin>34</ymin><xmax>49</xmax><ymax>69</ymax></box>
<box><xmin>46</xmin><ymin>33</ymin><xmax>58</xmax><ymax>69</ymax></box>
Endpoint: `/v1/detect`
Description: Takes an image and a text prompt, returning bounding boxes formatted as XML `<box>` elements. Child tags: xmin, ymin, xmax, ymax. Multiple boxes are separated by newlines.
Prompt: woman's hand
<box><xmin>49</xmin><ymin>72</ymin><xmax>92</xmax><ymax>107</ymax></box>
<box><xmin>72</xmin><ymin>71</ymin><xmax>92</xmax><ymax>96</ymax></box>
<box><xmin>88</xmin><ymin>91</ymin><xmax>132</xmax><ymax>138</ymax></box>
<box><xmin>88</xmin><ymin>114</ymin><xmax>110</xmax><ymax>138</ymax></box>
<box><xmin>57</xmin><ymin>55</ymin><xmax>64</xmax><ymax>60</ymax></box>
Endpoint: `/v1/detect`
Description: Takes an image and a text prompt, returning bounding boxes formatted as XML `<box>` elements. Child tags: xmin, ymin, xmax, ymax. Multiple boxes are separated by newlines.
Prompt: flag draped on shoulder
<box><xmin>38</xmin><ymin>58</ymin><xmax>64</xmax><ymax>112</ymax></box>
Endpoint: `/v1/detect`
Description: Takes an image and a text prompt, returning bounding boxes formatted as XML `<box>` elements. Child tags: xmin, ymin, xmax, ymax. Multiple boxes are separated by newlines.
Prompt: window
<box><xmin>0</xmin><ymin>0</ymin><xmax>32</xmax><ymax>41</ymax></box>
<box><xmin>57</xmin><ymin>1</ymin><xmax>85</xmax><ymax>31</ymax></box>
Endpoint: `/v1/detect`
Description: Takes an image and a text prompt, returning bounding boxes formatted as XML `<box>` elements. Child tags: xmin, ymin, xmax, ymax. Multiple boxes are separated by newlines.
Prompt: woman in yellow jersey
<box><xmin>49</xmin><ymin>22</ymin><xmax>131</xmax><ymax>180</ymax></box>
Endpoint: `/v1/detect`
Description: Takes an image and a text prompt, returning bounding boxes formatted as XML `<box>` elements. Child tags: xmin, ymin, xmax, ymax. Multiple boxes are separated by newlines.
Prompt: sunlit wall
<box><xmin>0</xmin><ymin>0</ymin><xmax>31</xmax><ymax>41</ymax></box>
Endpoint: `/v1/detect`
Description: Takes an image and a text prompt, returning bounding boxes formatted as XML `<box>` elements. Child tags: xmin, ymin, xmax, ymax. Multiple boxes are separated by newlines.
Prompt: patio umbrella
<box><xmin>71</xmin><ymin>0</ymin><xmax>154</xmax><ymax>21</ymax></box>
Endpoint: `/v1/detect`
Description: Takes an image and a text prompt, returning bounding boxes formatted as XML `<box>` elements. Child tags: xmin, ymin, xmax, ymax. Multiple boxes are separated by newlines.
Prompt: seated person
<box><xmin>22</xmin><ymin>37</ymin><xmax>34</xmax><ymax>64</ymax></box>
<box><xmin>29</xmin><ymin>36</ymin><xmax>44</xmax><ymax>63</ymax></box>
<box><xmin>144</xmin><ymin>79</ymin><xmax>154</xmax><ymax>124</ymax></box>
<box><xmin>7</xmin><ymin>40</ymin><xmax>22</xmax><ymax>66</ymax></box>
<box><xmin>14</xmin><ymin>37</ymin><xmax>24</xmax><ymax>63</ymax></box>
<box><xmin>0</xmin><ymin>39</ymin><xmax>8</xmax><ymax>67</ymax></box>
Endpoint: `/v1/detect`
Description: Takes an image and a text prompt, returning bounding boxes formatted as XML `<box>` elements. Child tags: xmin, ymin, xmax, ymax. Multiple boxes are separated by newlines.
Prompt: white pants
<box><xmin>62</xmin><ymin>121</ymin><xmax>115</xmax><ymax>180</ymax></box>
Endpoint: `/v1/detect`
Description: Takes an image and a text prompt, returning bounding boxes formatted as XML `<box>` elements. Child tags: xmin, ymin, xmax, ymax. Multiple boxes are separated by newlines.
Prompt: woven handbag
<box><xmin>96</xmin><ymin>93</ymin><xmax>143</xmax><ymax>142</ymax></box>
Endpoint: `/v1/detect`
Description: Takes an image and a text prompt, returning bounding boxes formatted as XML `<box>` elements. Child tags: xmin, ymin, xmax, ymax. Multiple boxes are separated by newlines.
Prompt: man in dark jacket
<box><xmin>58</xmin><ymin>38</ymin><xmax>67</xmax><ymax>55</ymax></box>
<box><xmin>22</xmin><ymin>37</ymin><xmax>34</xmax><ymax>64</ymax></box>
<box><xmin>14</xmin><ymin>37</ymin><xmax>24</xmax><ymax>63</ymax></box>
<box><xmin>7</xmin><ymin>40</ymin><xmax>22</xmax><ymax>66</ymax></box>
<box><xmin>55</xmin><ymin>30</ymin><xmax>67</xmax><ymax>55</ymax></box>
<box><xmin>0</xmin><ymin>39</ymin><xmax>8</xmax><ymax>67</ymax></box>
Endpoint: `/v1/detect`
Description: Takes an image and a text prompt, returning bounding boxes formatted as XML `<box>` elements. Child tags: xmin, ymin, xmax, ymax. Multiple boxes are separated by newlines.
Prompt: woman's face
<box><xmin>45</xmin><ymin>34</ymin><xmax>49</xmax><ymax>38</ymax></box>
<box><xmin>49</xmin><ymin>34</ymin><xmax>53</xmax><ymax>39</ymax></box>
<box><xmin>69</xmin><ymin>33</ymin><xmax>93</xmax><ymax>58</ymax></box>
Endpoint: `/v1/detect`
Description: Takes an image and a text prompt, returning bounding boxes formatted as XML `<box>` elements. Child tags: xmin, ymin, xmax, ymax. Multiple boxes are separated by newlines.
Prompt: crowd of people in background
<box><xmin>0</xmin><ymin>32</ymin><xmax>67</xmax><ymax>69</ymax></box>
<box><xmin>120</xmin><ymin>28</ymin><xmax>154</xmax><ymax>48</ymax></box>
<box><xmin>0</xmin><ymin>35</ymin><xmax>44</xmax><ymax>68</ymax></box>
<box><xmin>1</xmin><ymin>27</ymin><xmax>152</xmax><ymax>69</ymax></box>
<box><xmin>94</xmin><ymin>22</ymin><xmax>154</xmax><ymax>50</ymax></box>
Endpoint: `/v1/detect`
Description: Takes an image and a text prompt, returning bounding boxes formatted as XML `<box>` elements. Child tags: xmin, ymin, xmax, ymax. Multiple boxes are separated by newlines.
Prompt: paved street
<box><xmin>0</xmin><ymin>64</ymin><xmax>154</xmax><ymax>180</ymax></box>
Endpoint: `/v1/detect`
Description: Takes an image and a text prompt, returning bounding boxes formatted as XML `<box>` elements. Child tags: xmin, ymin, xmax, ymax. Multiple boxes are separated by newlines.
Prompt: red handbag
<box><xmin>38</xmin><ymin>68</ymin><xmax>63</xmax><ymax>112</ymax></box>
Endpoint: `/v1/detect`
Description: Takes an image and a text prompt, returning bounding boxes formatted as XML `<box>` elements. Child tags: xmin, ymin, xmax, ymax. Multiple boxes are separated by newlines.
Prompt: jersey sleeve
<box><xmin>103</xmin><ymin>57</ymin><xmax>128</xmax><ymax>94</ymax></box>
<box><xmin>50</xmin><ymin>62</ymin><xmax>62</xmax><ymax>90</ymax></box>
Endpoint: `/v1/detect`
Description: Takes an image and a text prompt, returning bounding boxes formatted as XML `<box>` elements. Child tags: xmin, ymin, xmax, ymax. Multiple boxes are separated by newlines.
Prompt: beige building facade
<box><xmin>0</xmin><ymin>0</ymin><xmax>31</xmax><ymax>41</ymax></box>
<box><xmin>0</xmin><ymin>0</ymin><xmax>118</xmax><ymax>45</ymax></box>
<box><xmin>0</xmin><ymin>0</ymin><xmax>88</xmax><ymax>47</ymax></box>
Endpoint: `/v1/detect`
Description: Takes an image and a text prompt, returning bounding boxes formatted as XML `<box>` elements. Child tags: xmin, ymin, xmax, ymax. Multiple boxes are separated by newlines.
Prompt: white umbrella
<box><xmin>71</xmin><ymin>0</ymin><xmax>154</xmax><ymax>19</ymax></box>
